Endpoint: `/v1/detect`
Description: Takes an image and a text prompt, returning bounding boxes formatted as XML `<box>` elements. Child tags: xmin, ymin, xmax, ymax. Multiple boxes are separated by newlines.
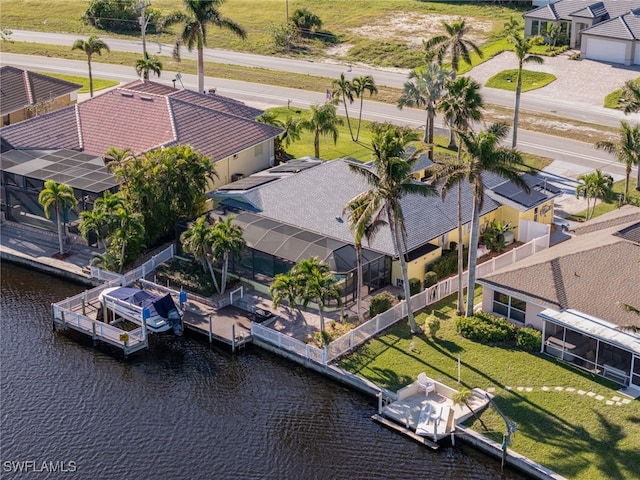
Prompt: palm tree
<box><xmin>349</xmin><ymin>126</ymin><xmax>437</xmax><ymax>333</ymax></box>
<box><xmin>271</xmin><ymin>272</ymin><xmax>302</xmax><ymax>317</ymax></box>
<box><xmin>351</xmin><ymin>75</ymin><xmax>378</xmax><ymax>142</ymax></box>
<box><xmin>506</xmin><ymin>27</ymin><xmax>543</xmax><ymax>148</ymax></box>
<box><xmin>210</xmin><ymin>215</ymin><xmax>246</xmax><ymax>295</ymax></box>
<box><xmin>423</xmin><ymin>18</ymin><xmax>483</xmax><ymax>75</ymax></box>
<box><xmin>431</xmin><ymin>76</ymin><xmax>483</xmax><ymax>314</ymax></box>
<box><xmin>79</xmin><ymin>209</ymin><xmax>108</xmax><ymax>249</ymax></box>
<box><xmin>72</xmin><ymin>36</ymin><xmax>110</xmax><ymax>98</ymax></box>
<box><xmin>135</xmin><ymin>51</ymin><xmax>163</xmax><ymax>80</ymax></box>
<box><xmin>173</xmin><ymin>0</ymin><xmax>246</xmax><ymax>94</ymax></box>
<box><xmin>293</xmin><ymin>257</ymin><xmax>341</xmax><ymax>333</ymax></box>
<box><xmin>113</xmin><ymin>206</ymin><xmax>145</xmax><ymax>272</ymax></box>
<box><xmin>458</xmin><ymin>123</ymin><xmax>529</xmax><ymax>316</ymax></box>
<box><xmin>576</xmin><ymin>170</ymin><xmax>613</xmax><ymax>220</ymax></box>
<box><xmin>181</xmin><ymin>215</ymin><xmax>220</xmax><ymax>294</ymax></box>
<box><xmin>103</xmin><ymin>147</ymin><xmax>136</xmax><ymax>174</ymax></box>
<box><xmin>595</xmin><ymin>121</ymin><xmax>640</xmax><ymax>199</ymax></box>
<box><xmin>300</xmin><ymin>102</ymin><xmax>343</xmax><ymax>158</ymax></box>
<box><xmin>257</xmin><ymin>113</ymin><xmax>302</xmax><ymax>163</ymax></box>
<box><xmin>332</xmin><ymin>73</ymin><xmax>355</xmax><ymax>141</ymax></box>
<box><xmin>397</xmin><ymin>64</ymin><xmax>451</xmax><ymax>158</ymax></box>
<box><xmin>342</xmin><ymin>196</ymin><xmax>386</xmax><ymax>322</ymax></box>
<box><xmin>38</xmin><ymin>180</ymin><xmax>78</xmax><ymax>255</ymax></box>
<box><xmin>619</xmin><ymin>80</ymin><xmax>640</xmax><ymax>114</ymax></box>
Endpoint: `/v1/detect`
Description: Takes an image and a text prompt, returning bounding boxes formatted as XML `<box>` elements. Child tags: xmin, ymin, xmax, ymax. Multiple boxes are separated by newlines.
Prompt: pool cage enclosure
<box><xmin>175</xmin><ymin>210</ymin><xmax>391</xmax><ymax>306</ymax></box>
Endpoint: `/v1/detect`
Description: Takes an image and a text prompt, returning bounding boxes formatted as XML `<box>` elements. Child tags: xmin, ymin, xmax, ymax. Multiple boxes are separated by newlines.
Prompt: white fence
<box><xmin>90</xmin><ymin>245</ymin><xmax>175</xmax><ymax>286</ymax></box>
<box><xmin>251</xmin><ymin>233</ymin><xmax>549</xmax><ymax>365</ymax></box>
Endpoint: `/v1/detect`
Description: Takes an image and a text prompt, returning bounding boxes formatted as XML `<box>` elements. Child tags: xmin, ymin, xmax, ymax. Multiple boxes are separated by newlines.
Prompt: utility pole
<box><xmin>136</xmin><ymin>0</ymin><xmax>152</xmax><ymax>56</ymax></box>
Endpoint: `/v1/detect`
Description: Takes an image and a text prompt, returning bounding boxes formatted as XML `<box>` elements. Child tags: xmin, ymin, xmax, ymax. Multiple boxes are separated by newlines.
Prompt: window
<box><xmin>492</xmin><ymin>291</ymin><xmax>526</xmax><ymax>323</ymax></box>
<box><xmin>531</xmin><ymin>20</ymin><xmax>539</xmax><ymax>36</ymax></box>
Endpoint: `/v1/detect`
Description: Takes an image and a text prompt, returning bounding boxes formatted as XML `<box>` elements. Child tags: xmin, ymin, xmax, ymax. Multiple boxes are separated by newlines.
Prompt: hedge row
<box><xmin>455</xmin><ymin>311</ymin><xmax>542</xmax><ymax>351</ymax></box>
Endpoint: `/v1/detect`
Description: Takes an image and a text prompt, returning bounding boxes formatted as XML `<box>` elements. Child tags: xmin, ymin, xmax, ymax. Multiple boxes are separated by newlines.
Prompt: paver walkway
<box><xmin>486</xmin><ymin>386</ymin><xmax>633</xmax><ymax>406</ymax></box>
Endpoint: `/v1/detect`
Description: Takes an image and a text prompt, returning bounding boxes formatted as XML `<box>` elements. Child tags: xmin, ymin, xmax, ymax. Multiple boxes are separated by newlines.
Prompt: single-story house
<box><xmin>524</xmin><ymin>0</ymin><xmax>640</xmax><ymax>65</ymax></box>
<box><xmin>206</xmin><ymin>157</ymin><xmax>560</xmax><ymax>303</ymax></box>
<box><xmin>0</xmin><ymin>66</ymin><xmax>82</xmax><ymax>126</ymax></box>
<box><xmin>477</xmin><ymin>207</ymin><xmax>640</xmax><ymax>391</ymax></box>
<box><xmin>0</xmin><ymin>79</ymin><xmax>282</xmax><ymax>224</ymax></box>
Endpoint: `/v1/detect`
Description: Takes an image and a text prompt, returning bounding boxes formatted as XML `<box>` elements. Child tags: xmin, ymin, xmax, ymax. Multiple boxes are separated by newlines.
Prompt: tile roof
<box><xmin>525</xmin><ymin>0</ymin><xmax>639</xmax><ymax>21</ymax></box>
<box><xmin>217</xmin><ymin>158</ymin><xmax>500</xmax><ymax>257</ymax></box>
<box><xmin>0</xmin><ymin>66</ymin><xmax>81</xmax><ymax>116</ymax></box>
<box><xmin>478</xmin><ymin>208</ymin><xmax>640</xmax><ymax>327</ymax></box>
<box><xmin>1</xmin><ymin>81</ymin><xmax>281</xmax><ymax>161</ymax></box>
<box><xmin>582</xmin><ymin>10</ymin><xmax>640</xmax><ymax>39</ymax></box>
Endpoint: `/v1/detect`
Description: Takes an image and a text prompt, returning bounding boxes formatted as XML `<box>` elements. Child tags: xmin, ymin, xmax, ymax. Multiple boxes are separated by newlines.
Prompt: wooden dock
<box><xmin>372</xmin><ymin>414</ymin><xmax>440</xmax><ymax>450</ymax></box>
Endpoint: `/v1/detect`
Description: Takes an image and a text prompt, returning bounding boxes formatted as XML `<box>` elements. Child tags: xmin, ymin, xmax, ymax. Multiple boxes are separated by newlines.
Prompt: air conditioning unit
<box><xmin>504</xmin><ymin>231</ymin><xmax>515</xmax><ymax>246</ymax></box>
<box><xmin>231</xmin><ymin>173</ymin><xmax>245</xmax><ymax>182</ymax></box>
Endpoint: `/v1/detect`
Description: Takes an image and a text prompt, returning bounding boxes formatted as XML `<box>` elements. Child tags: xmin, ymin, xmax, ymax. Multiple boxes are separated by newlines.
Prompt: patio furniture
<box><xmin>415</xmin><ymin>402</ymin><xmax>432</xmax><ymax>436</ymax></box>
<box><xmin>417</xmin><ymin>372</ymin><xmax>435</xmax><ymax>397</ymax></box>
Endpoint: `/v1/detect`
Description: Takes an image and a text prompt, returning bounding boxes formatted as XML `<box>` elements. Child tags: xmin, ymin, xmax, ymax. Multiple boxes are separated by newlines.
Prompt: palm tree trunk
<box><xmin>389</xmin><ymin>212</ymin><xmax>418</xmax><ymax>333</ymax></box>
<box><xmin>465</xmin><ymin>195</ymin><xmax>481</xmax><ymax>317</ymax></box>
<box><xmin>197</xmin><ymin>46</ymin><xmax>205</xmax><ymax>94</ymax></box>
<box><xmin>342</xmin><ymin>93</ymin><xmax>355</xmax><ymax>141</ymax></box>
<box><xmin>425</xmin><ymin>111</ymin><xmax>433</xmax><ymax>159</ymax></box>
<box><xmin>206</xmin><ymin>257</ymin><xmax>221</xmax><ymax>294</ymax></box>
<box><xmin>355</xmin><ymin>98</ymin><xmax>365</xmax><ymax>142</ymax></box>
<box><xmin>624</xmin><ymin>165</ymin><xmax>630</xmax><ymax>202</ymax></box>
<box><xmin>636</xmin><ymin>165</ymin><xmax>640</xmax><ymax>191</ymax></box>
<box><xmin>447</xmin><ymin>128</ymin><xmax>457</xmax><ymax>150</ymax></box>
<box><xmin>220</xmin><ymin>253</ymin><xmax>229</xmax><ymax>295</ymax></box>
<box><xmin>314</xmin><ymin>130</ymin><xmax>320</xmax><ymax>158</ymax></box>
<box><xmin>356</xmin><ymin>243</ymin><xmax>363</xmax><ymax>322</ymax></box>
<box><xmin>88</xmin><ymin>58</ymin><xmax>94</xmax><ymax>98</ymax></box>
<box><xmin>319</xmin><ymin>307</ymin><xmax>325</xmax><ymax>332</ymax></box>
<box><xmin>119</xmin><ymin>239</ymin><xmax>127</xmax><ymax>273</ymax></box>
<box><xmin>55</xmin><ymin>205</ymin><xmax>65</xmax><ymax>255</ymax></box>
<box><xmin>456</xmin><ymin>172</ymin><xmax>463</xmax><ymax>315</ymax></box>
<box><xmin>512</xmin><ymin>66</ymin><xmax>523</xmax><ymax>148</ymax></box>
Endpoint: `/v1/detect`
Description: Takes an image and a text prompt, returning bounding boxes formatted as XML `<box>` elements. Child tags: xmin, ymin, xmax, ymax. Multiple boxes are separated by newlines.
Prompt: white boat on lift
<box><xmin>98</xmin><ymin>287</ymin><xmax>184</xmax><ymax>335</ymax></box>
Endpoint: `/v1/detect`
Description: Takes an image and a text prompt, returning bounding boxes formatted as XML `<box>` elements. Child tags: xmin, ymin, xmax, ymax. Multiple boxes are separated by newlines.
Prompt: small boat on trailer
<box><xmin>98</xmin><ymin>287</ymin><xmax>184</xmax><ymax>335</ymax></box>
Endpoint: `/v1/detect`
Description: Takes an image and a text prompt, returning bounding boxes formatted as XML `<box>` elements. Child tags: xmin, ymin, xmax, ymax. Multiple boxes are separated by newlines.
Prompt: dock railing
<box><xmin>251</xmin><ymin>323</ymin><xmax>325</xmax><ymax>364</ymax></box>
<box><xmin>90</xmin><ymin>244</ymin><xmax>175</xmax><ymax>286</ymax></box>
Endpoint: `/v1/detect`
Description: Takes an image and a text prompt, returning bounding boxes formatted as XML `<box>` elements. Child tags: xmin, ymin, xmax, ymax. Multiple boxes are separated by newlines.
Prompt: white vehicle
<box><xmin>98</xmin><ymin>287</ymin><xmax>183</xmax><ymax>335</ymax></box>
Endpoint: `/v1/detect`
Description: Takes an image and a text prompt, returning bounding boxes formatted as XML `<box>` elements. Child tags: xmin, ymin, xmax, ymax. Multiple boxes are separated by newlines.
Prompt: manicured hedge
<box><xmin>409</xmin><ymin>277</ymin><xmax>422</xmax><ymax>296</ymax></box>
<box><xmin>516</xmin><ymin>327</ymin><xmax>542</xmax><ymax>351</ymax></box>
<box><xmin>456</xmin><ymin>311</ymin><xmax>516</xmax><ymax>343</ymax></box>
<box><xmin>426</xmin><ymin>247</ymin><xmax>468</xmax><ymax>280</ymax></box>
<box><xmin>369</xmin><ymin>291</ymin><xmax>395</xmax><ymax>318</ymax></box>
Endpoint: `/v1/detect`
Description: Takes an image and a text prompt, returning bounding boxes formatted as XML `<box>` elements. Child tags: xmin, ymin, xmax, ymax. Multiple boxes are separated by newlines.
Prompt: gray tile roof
<box><xmin>583</xmin><ymin>10</ymin><xmax>640</xmax><ymax>39</ymax></box>
<box><xmin>525</xmin><ymin>0</ymin><xmax>639</xmax><ymax>21</ymax></box>
<box><xmin>0</xmin><ymin>66</ymin><xmax>81</xmax><ymax>116</ymax></box>
<box><xmin>221</xmin><ymin>158</ymin><xmax>500</xmax><ymax>257</ymax></box>
<box><xmin>478</xmin><ymin>210</ymin><xmax>640</xmax><ymax>327</ymax></box>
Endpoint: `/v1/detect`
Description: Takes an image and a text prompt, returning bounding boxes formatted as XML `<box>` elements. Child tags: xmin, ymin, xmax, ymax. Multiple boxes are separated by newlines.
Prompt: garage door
<box><xmin>635</xmin><ymin>43</ymin><xmax>640</xmax><ymax>65</ymax></box>
<box><xmin>585</xmin><ymin>37</ymin><xmax>626</xmax><ymax>64</ymax></box>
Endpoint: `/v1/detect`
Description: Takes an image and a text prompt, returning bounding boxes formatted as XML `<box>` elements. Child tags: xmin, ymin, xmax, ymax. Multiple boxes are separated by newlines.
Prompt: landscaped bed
<box><xmin>338</xmin><ymin>291</ymin><xmax>640</xmax><ymax>480</ymax></box>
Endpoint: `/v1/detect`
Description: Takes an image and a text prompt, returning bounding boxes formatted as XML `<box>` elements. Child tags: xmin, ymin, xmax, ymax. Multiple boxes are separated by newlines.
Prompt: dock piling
<box><xmin>232</xmin><ymin>324</ymin><xmax>236</xmax><ymax>353</ymax></box>
<box><xmin>208</xmin><ymin>315</ymin><xmax>213</xmax><ymax>344</ymax></box>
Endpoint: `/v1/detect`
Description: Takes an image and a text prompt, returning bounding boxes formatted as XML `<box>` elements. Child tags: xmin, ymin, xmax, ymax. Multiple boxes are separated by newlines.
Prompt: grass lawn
<box><xmin>338</xmin><ymin>291</ymin><xmax>640</xmax><ymax>480</ymax></box>
<box><xmin>485</xmin><ymin>69</ymin><xmax>556</xmax><ymax>92</ymax></box>
<box><xmin>568</xmin><ymin>178</ymin><xmax>640</xmax><ymax>222</ymax></box>
<box><xmin>604</xmin><ymin>77</ymin><xmax>640</xmax><ymax>109</ymax></box>
<box><xmin>37</xmin><ymin>71</ymin><xmax>118</xmax><ymax>94</ymax></box>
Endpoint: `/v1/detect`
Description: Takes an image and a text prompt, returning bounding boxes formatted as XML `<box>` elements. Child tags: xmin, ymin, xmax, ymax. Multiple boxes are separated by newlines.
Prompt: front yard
<box><xmin>338</xmin><ymin>293</ymin><xmax>640</xmax><ymax>480</ymax></box>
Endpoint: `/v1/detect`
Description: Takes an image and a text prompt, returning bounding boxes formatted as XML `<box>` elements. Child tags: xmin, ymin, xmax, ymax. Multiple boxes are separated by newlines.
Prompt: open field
<box><xmin>338</xmin><ymin>292</ymin><xmax>640</xmax><ymax>480</ymax></box>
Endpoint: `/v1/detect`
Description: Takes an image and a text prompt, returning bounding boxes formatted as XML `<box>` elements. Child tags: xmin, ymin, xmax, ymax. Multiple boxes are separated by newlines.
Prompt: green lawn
<box><xmin>604</xmin><ymin>77</ymin><xmax>640</xmax><ymax>109</ymax></box>
<box><xmin>568</xmin><ymin>178</ymin><xmax>640</xmax><ymax>222</ymax></box>
<box><xmin>338</xmin><ymin>292</ymin><xmax>640</xmax><ymax>480</ymax></box>
<box><xmin>37</xmin><ymin>72</ymin><xmax>118</xmax><ymax>94</ymax></box>
<box><xmin>485</xmin><ymin>69</ymin><xmax>556</xmax><ymax>92</ymax></box>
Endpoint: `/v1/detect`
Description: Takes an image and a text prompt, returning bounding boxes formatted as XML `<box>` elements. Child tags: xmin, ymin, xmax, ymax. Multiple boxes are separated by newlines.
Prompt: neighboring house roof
<box><xmin>525</xmin><ymin>0</ymin><xmax>638</xmax><ymax>21</ymax></box>
<box><xmin>211</xmin><ymin>158</ymin><xmax>501</xmax><ymax>257</ymax></box>
<box><xmin>0</xmin><ymin>66</ymin><xmax>81</xmax><ymax>116</ymax></box>
<box><xmin>0</xmin><ymin>80</ymin><xmax>281</xmax><ymax>162</ymax></box>
<box><xmin>582</xmin><ymin>10</ymin><xmax>640</xmax><ymax>40</ymax></box>
<box><xmin>484</xmin><ymin>172</ymin><xmax>561</xmax><ymax>211</ymax></box>
<box><xmin>478</xmin><ymin>207</ymin><xmax>640</xmax><ymax>327</ymax></box>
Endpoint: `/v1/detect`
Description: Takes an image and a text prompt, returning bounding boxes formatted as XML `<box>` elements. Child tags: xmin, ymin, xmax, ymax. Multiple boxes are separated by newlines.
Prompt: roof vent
<box><xmin>140</xmin><ymin>96</ymin><xmax>154</xmax><ymax>102</ymax></box>
<box><xmin>120</xmin><ymin>92</ymin><xmax>134</xmax><ymax>98</ymax></box>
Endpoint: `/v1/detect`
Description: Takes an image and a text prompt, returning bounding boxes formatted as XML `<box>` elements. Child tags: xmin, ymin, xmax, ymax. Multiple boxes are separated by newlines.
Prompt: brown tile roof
<box><xmin>1</xmin><ymin>81</ymin><xmax>281</xmax><ymax>160</ymax></box>
<box><xmin>478</xmin><ymin>207</ymin><xmax>640</xmax><ymax>327</ymax></box>
<box><xmin>0</xmin><ymin>66</ymin><xmax>81</xmax><ymax>116</ymax></box>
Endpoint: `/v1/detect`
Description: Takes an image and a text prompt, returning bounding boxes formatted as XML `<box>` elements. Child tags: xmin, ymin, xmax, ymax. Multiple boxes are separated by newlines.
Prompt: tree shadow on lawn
<box><xmin>366</xmin><ymin>366</ymin><xmax>414</xmax><ymax>391</ymax></box>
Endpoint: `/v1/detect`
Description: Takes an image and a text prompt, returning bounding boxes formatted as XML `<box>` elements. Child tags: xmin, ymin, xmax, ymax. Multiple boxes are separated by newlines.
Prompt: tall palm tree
<box><xmin>293</xmin><ymin>257</ymin><xmax>341</xmax><ymax>333</ymax></box>
<box><xmin>210</xmin><ymin>215</ymin><xmax>246</xmax><ymax>295</ymax></box>
<box><xmin>173</xmin><ymin>0</ymin><xmax>246</xmax><ymax>95</ymax></box>
<box><xmin>271</xmin><ymin>272</ymin><xmax>303</xmax><ymax>319</ymax></box>
<box><xmin>349</xmin><ymin>126</ymin><xmax>437</xmax><ymax>333</ymax></box>
<box><xmin>457</xmin><ymin>123</ymin><xmax>529</xmax><ymax>316</ymax></box>
<box><xmin>351</xmin><ymin>75</ymin><xmax>378</xmax><ymax>142</ymax></box>
<box><xmin>181</xmin><ymin>215</ymin><xmax>220</xmax><ymax>294</ymax></box>
<box><xmin>342</xmin><ymin>196</ymin><xmax>386</xmax><ymax>322</ymax></box>
<box><xmin>332</xmin><ymin>73</ymin><xmax>355</xmax><ymax>141</ymax></box>
<box><xmin>72</xmin><ymin>35</ymin><xmax>110</xmax><ymax>98</ymax></box>
<box><xmin>423</xmin><ymin>18</ymin><xmax>483</xmax><ymax>75</ymax></box>
<box><xmin>113</xmin><ymin>206</ymin><xmax>145</xmax><ymax>273</ymax></box>
<box><xmin>38</xmin><ymin>180</ymin><xmax>78</xmax><ymax>255</ymax></box>
<box><xmin>575</xmin><ymin>169</ymin><xmax>613</xmax><ymax>221</ymax></box>
<box><xmin>507</xmin><ymin>27</ymin><xmax>543</xmax><ymax>148</ymax></box>
<box><xmin>595</xmin><ymin>121</ymin><xmax>640</xmax><ymax>199</ymax></box>
<box><xmin>432</xmin><ymin>76</ymin><xmax>483</xmax><ymax>314</ymax></box>
<box><xmin>397</xmin><ymin>64</ymin><xmax>451</xmax><ymax>158</ymax></box>
<box><xmin>619</xmin><ymin>80</ymin><xmax>640</xmax><ymax>114</ymax></box>
<box><xmin>300</xmin><ymin>102</ymin><xmax>343</xmax><ymax>158</ymax></box>
<box><xmin>135</xmin><ymin>51</ymin><xmax>163</xmax><ymax>80</ymax></box>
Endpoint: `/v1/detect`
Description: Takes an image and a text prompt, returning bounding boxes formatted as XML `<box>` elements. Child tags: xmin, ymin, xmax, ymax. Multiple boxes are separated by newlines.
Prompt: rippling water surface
<box><xmin>1</xmin><ymin>263</ymin><xmax>529</xmax><ymax>479</ymax></box>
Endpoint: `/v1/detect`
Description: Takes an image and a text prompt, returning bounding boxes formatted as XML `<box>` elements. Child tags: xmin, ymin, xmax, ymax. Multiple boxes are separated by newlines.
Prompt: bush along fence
<box><xmin>251</xmin><ymin>233</ymin><xmax>550</xmax><ymax>365</ymax></box>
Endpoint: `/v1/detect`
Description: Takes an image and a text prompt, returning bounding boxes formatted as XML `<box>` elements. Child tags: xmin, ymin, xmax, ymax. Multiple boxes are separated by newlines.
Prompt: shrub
<box><xmin>530</xmin><ymin>35</ymin><xmax>545</xmax><ymax>46</ymax></box>
<box><xmin>409</xmin><ymin>277</ymin><xmax>422</xmax><ymax>296</ymax></box>
<box><xmin>456</xmin><ymin>311</ymin><xmax>516</xmax><ymax>343</ymax></box>
<box><xmin>426</xmin><ymin>247</ymin><xmax>468</xmax><ymax>280</ymax></box>
<box><xmin>424</xmin><ymin>271</ymin><xmax>438</xmax><ymax>288</ymax></box>
<box><xmin>314</xmin><ymin>330</ymin><xmax>331</xmax><ymax>346</ymax></box>
<box><xmin>570</xmin><ymin>52</ymin><xmax>581</xmax><ymax>61</ymax></box>
<box><xmin>369</xmin><ymin>291</ymin><xmax>395</xmax><ymax>317</ymax></box>
<box><xmin>517</xmin><ymin>327</ymin><xmax>542</xmax><ymax>351</ymax></box>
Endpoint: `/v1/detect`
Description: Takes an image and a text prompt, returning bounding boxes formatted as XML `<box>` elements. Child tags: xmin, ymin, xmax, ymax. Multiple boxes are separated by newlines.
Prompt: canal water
<box><xmin>1</xmin><ymin>263</ymin><xmax>529</xmax><ymax>479</ymax></box>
